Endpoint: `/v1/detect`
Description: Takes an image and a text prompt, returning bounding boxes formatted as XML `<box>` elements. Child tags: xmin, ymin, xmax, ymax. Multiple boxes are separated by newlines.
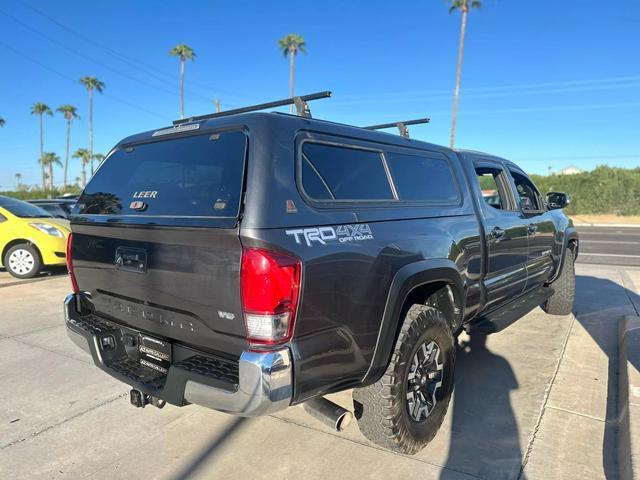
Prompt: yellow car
<box><xmin>0</xmin><ymin>195</ymin><xmax>70</xmax><ymax>279</ymax></box>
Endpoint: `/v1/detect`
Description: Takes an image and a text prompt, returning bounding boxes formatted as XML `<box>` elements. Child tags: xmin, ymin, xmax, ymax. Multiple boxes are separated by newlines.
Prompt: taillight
<box><xmin>66</xmin><ymin>233</ymin><xmax>79</xmax><ymax>294</ymax></box>
<box><xmin>240</xmin><ymin>247</ymin><xmax>301</xmax><ymax>345</ymax></box>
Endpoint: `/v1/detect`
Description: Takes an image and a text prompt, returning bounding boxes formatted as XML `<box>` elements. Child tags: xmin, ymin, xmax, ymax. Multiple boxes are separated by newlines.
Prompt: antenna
<box><xmin>363</xmin><ymin>118</ymin><xmax>430</xmax><ymax>138</ymax></box>
<box><xmin>174</xmin><ymin>91</ymin><xmax>332</xmax><ymax>125</ymax></box>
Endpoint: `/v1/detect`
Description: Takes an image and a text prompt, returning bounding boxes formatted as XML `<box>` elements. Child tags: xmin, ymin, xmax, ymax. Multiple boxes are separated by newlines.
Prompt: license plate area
<box><xmin>138</xmin><ymin>335</ymin><xmax>171</xmax><ymax>374</ymax></box>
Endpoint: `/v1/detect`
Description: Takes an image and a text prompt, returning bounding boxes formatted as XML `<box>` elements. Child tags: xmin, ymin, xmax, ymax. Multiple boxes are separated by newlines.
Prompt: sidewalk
<box><xmin>522</xmin><ymin>264</ymin><xmax>639</xmax><ymax>479</ymax></box>
<box><xmin>571</xmin><ymin>214</ymin><xmax>640</xmax><ymax>227</ymax></box>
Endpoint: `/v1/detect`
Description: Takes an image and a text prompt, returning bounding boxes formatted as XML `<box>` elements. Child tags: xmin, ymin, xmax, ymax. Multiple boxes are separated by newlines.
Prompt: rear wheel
<box><xmin>353</xmin><ymin>304</ymin><xmax>455</xmax><ymax>454</ymax></box>
<box><xmin>4</xmin><ymin>244</ymin><xmax>41</xmax><ymax>279</ymax></box>
<box><xmin>542</xmin><ymin>248</ymin><xmax>575</xmax><ymax>316</ymax></box>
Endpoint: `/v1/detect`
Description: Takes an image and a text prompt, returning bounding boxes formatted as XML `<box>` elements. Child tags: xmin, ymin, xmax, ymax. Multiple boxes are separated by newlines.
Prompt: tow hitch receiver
<box><xmin>129</xmin><ymin>389</ymin><xmax>166</xmax><ymax>409</ymax></box>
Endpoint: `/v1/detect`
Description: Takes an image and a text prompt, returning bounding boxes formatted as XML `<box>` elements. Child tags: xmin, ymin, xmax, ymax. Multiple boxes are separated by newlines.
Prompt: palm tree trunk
<box><xmin>180</xmin><ymin>57</ymin><xmax>185</xmax><ymax>118</ymax></box>
<box><xmin>89</xmin><ymin>89</ymin><xmax>94</xmax><ymax>176</ymax></box>
<box><xmin>82</xmin><ymin>165</ymin><xmax>86</xmax><ymax>189</ymax></box>
<box><xmin>449</xmin><ymin>6</ymin><xmax>468</xmax><ymax>148</ymax></box>
<box><xmin>39</xmin><ymin>114</ymin><xmax>46</xmax><ymax>191</ymax></box>
<box><xmin>48</xmin><ymin>163</ymin><xmax>54</xmax><ymax>191</ymax></box>
<box><xmin>289</xmin><ymin>47</ymin><xmax>295</xmax><ymax>114</ymax></box>
<box><xmin>64</xmin><ymin>119</ymin><xmax>70</xmax><ymax>189</ymax></box>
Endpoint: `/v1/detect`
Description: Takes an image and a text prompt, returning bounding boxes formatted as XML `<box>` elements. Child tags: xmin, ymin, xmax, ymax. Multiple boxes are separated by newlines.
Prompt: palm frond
<box><xmin>169</xmin><ymin>44</ymin><xmax>196</xmax><ymax>61</ymax></box>
<box><xmin>277</xmin><ymin>33</ymin><xmax>307</xmax><ymax>56</ymax></box>
<box><xmin>79</xmin><ymin>76</ymin><xmax>106</xmax><ymax>93</ymax></box>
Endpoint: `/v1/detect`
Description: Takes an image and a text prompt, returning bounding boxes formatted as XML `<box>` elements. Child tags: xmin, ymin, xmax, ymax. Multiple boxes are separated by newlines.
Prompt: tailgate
<box><xmin>69</xmin><ymin>129</ymin><xmax>249</xmax><ymax>357</ymax></box>
<box><xmin>71</xmin><ymin>224</ymin><xmax>247</xmax><ymax>356</ymax></box>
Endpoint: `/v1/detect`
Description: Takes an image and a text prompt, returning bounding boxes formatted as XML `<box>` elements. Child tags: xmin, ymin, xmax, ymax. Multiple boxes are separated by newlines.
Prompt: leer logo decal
<box><xmin>286</xmin><ymin>224</ymin><xmax>374</xmax><ymax>247</ymax></box>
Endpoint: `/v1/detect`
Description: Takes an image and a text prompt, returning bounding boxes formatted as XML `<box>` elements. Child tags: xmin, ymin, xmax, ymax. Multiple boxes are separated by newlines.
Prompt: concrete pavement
<box><xmin>0</xmin><ymin>263</ymin><xmax>637</xmax><ymax>479</ymax></box>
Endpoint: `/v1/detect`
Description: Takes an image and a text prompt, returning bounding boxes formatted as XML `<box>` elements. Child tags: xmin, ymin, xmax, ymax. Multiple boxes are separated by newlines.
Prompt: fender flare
<box><xmin>549</xmin><ymin>226</ymin><xmax>579</xmax><ymax>283</ymax></box>
<box><xmin>361</xmin><ymin>258</ymin><xmax>466</xmax><ymax>385</ymax></box>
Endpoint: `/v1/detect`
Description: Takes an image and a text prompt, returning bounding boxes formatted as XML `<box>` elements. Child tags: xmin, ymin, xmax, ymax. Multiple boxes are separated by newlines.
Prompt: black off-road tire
<box><xmin>352</xmin><ymin>304</ymin><xmax>455</xmax><ymax>454</ymax></box>
<box><xmin>3</xmin><ymin>243</ymin><xmax>42</xmax><ymax>279</ymax></box>
<box><xmin>542</xmin><ymin>248</ymin><xmax>575</xmax><ymax>315</ymax></box>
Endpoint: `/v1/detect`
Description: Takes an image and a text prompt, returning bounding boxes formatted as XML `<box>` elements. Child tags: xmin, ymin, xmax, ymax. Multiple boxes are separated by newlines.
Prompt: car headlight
<box><xmin>29</xmin><ymin>223</ymin><xmax>64</xmax><ymax>238</ymax></box>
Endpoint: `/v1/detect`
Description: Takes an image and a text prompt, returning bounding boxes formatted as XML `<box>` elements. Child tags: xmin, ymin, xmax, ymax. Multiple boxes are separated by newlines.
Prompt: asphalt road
<box><xmin>576</xmin><ymin>226</ymin><xmax>640</xmax><ymax>267</ymax></box>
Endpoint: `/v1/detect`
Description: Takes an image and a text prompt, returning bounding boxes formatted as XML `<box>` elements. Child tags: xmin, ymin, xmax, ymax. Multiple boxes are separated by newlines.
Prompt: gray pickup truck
<box><xmin>64</xmin><ymin>93</ymin><xmax>578</xmax><ymax>454</ymax></box>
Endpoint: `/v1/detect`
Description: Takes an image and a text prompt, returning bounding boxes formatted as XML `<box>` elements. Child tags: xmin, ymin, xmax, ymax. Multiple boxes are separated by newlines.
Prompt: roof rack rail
<box><xmin>173</xmin><ymin>91</ymin><xmax>332</xmax><ymax>125</ymax></box>
<box><xmin>363</xmin><ymin>118</ymin><xmax>430</xmax><ymax>138</ymax></box>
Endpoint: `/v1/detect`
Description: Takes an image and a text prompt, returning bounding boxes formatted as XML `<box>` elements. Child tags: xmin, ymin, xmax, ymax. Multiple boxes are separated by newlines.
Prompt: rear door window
<box><xmin>386</xmin><ymin>152</ymin><xmax>459</xmax><ymax>203</ymax></box>
<box><xmin>78</xmin><ymin>131</ymin><xmax>246</xmax><ymax>218</ymax></box>
<box><xmin>301</xmin><ymin>142</ymin><xmax>394</xmax><ymax>200</ymax></box>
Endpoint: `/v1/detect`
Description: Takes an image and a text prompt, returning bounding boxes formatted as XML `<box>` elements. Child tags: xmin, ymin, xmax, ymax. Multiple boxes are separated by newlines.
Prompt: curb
<box><xmin>573</xmin><ymin>223</ymin><xmax>640</xmax><ymax>228</ymax></box>
<box><xmin>618</xmin><ymin>315</ymin><xmax>640</xmax><ymax>480</ymax></box>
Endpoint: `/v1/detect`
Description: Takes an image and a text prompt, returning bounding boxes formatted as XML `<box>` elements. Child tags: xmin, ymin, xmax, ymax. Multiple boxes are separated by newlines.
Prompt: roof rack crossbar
<box><xmin>173</xmin><ymin>91</ymin><xmax>332</xmax><ymax>125</ymax></box>
<box><xmin>363</xmin><ymin>117</ymin><xmax>430</xmax><ymax>138</ymax></box>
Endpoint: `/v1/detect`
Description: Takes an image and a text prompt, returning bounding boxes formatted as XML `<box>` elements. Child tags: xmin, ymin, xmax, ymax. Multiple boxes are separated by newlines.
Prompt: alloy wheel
<box><xmin>406</xmin><ymin>340</ymin><xmax>443</xmax><ymax>422</ymax></box>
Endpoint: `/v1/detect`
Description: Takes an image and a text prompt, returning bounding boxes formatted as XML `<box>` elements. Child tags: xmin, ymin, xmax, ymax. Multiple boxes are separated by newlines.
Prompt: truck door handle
<box><xmin>489</xmin><ymin>226</ymin><xmax>505</xmax><ymax>241</ymax></box>
<box><xmin>527</xmin><ymin>224</ymin><xmax>538</xmax><ymax>235</ymax></box>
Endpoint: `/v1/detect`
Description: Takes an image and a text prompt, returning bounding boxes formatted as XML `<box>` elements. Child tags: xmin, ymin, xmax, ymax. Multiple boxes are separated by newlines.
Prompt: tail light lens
<box><xmin>66</xmin><ymin>233</ymin><xmax>79</xmax><ymax>294</ymax></box>
<box><xmin>240</xmin><ymin>247</ymin><xmax>301</xmax><ymax>345</ymax></box>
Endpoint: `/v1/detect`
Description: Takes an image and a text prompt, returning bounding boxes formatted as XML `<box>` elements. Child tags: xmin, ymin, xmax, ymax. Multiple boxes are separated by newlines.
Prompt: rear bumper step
<box><xmin>64</xmin><ymin>293</ymin><xmax>292</xmax><ymax>416</ymax></box>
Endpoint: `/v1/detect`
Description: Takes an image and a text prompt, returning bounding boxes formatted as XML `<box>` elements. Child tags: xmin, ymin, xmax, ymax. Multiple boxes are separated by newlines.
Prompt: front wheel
<box><xmin>352</xmin><ymin>304</ymin><xmax>455</xmax><ymax>454</ymax></box>
<box><xmin>542</xmin><ymin>248</ymin><xmax>575</xmax><ymax>315</ymax></box>
<box><xmin>4</xmin><ymin>244</ymin><xmax>42</xmax><ymax>279</ymax></box>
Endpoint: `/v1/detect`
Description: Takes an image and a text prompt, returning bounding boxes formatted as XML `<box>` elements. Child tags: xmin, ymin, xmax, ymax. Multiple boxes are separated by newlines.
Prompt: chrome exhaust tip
<box><xmin>303</xmin><ymin>397</ymin><xmax>353</xmax><ymax>432</ymax></box>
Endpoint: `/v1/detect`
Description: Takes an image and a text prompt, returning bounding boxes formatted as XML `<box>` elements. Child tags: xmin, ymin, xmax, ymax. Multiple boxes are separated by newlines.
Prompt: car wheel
<box><xmin>542</xmin><ymin>247</ymin><xmax>576</xmax><ymax>316</ymax></box>
<box><xmin>4</xmin><ymin>244</ymin><xmax>42</xmax><ymax>279</ymax></box>
<box><xmin>352</xmin><ymin>304</ymin><xmax>455</xmax><ymax>454</ymax></box>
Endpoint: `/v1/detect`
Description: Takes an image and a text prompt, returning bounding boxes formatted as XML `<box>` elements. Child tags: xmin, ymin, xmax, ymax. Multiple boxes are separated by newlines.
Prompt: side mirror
<box><xmin>546</xmin><ymin>191</ymin><xmax>570</xmax><ymax>210</ymax></box>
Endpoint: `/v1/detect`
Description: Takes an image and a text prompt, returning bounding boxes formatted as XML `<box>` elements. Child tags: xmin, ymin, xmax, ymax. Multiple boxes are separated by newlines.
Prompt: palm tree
<box><xmin>0</xmin><ymin>117</ymin><xmax>5</xmax><ymax>127</ymax></box>
<box><xmin>448</xmin><ymin>0</ymin><xmax>481</xmax><ymax>148</ymax></box>
<box><xmin>278</xmin><ymin>34</ymin><xmax>307</xmax><ymax>113</ymax></box>
<box><xmin>169</xmin><ymin>44</ymin><xmax>196</xmax><ymax>119</ymax></box>
<box><xmin>73</xmin><ymin>148</ymin><xmax>92</xmax><ymax>188</ymax></box>
<box><xmin>30</xmin><ymin>103</ymin><xmax>53</xmax><ymax>191</ymax></box>
<box><xmin>14</xmin><ymin>173</ymin><xmax>22</xmax><ymax>189</ymax></box>
<box><xmin>56</xmin><ymin>105</ymin><xmax>79</xmax><ymax>189</ymax></box>
<box><xmin>40</xmin><ymin>152</ymin><xmax>62</xmax><ymax>190</ymax></box>
<box><xmin>79</xmin><ymin>76</ymin><xmax>105</xmax><ymax>175</ymax></box>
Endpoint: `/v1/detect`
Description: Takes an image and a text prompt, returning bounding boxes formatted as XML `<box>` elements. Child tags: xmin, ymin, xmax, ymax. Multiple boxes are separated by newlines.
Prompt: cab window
<box><xmin>510</xmin><ymin>170</ymin><xmax>542</xmax><ymax>212</ymax></box>
<box><xmin>475</xmin><ymin>166</ymin><xmax>514</xmax><ymax>211</ymax></box>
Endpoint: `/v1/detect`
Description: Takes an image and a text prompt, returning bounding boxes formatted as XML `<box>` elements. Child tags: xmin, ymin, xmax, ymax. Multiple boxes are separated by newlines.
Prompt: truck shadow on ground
<box><xmin>440</xmin><ymin>331</ymin><xmax>525</xmax><ymax>480</ymax></box>
<box><xmin>572</xmin><ymin>274</ymin><xmax>639</xmax><ymax>480</ymax></box>
<box><xmin>166</xmin><ymin>274</ymin><xmax>636</xmax><ymax>480</ymax></box>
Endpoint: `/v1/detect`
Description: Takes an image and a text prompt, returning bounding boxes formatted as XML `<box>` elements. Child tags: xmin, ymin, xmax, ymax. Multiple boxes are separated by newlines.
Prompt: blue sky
<box><xmin>1</xmin><ymin>0</ymin><xmax>639</xmax><ymax>188</ymax></box>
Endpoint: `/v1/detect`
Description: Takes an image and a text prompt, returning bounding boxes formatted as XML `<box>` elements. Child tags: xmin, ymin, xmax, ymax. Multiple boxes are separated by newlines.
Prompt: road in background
<box><xmin>576</xmin><ymin>226</ymin><xmax>640</xmax><ymax>267</ymax></box>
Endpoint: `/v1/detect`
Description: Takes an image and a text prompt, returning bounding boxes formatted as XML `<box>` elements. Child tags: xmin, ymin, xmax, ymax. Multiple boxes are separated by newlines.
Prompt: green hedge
<box><xmin>481</xmin><ymin>166</ymin><xmax>639</xmax><ymax>216</ymax></box>
<box><xmin>0</xmin><ymin>186</ymin><xmax>82</xmax><ymax>200</ymax></box>
<box><xmin>530</xmin><ymin>166</ymin><xmax>640</xmax><ymax>216</ymax></box>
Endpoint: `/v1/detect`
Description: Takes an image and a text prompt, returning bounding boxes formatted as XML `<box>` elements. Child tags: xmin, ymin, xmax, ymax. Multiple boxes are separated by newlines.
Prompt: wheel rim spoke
<box><xmin>406</xmin><ymin>340</ymin><xmax>443</xmax><ymax>422</ymax></box>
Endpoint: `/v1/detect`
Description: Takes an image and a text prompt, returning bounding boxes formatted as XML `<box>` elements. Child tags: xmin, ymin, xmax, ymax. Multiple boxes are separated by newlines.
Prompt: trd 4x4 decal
<box><xmin>286</xmin><ymin>224</ymin><xmax>374</xmax><ymax>247</ymax></box>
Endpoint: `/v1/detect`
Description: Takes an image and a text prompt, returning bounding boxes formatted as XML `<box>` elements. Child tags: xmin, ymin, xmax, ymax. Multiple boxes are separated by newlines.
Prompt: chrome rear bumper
<box><xmin>64</xmin><ymin>293</ymin><xmax>292</xmax><ymax>416</ymax></box>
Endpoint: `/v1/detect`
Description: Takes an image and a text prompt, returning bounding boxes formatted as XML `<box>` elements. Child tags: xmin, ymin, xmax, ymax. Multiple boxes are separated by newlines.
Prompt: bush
<box><xmin>531</xmin><ymin>166</ymin><xmax>640</xmax><ymax>216</ymax></box>
<box><xmin>0</xmin><ymin>185</ymin><xmax>82</xmax><ymax>200</ymax></box>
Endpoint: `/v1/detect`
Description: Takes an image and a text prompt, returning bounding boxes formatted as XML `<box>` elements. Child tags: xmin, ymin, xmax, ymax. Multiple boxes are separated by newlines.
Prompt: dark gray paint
<box><xmin>69</xmin><ymin>112</ymin><xmax>577</xmax><ymax>405</ymax></box>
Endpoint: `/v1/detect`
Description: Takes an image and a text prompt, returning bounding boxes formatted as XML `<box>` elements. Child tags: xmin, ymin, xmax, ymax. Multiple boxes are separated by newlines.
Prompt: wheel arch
<box><xmin>361</xmin><ymin>259</ymin><xmax>465</xmax><ymax>385</ymax></box>
<box><xmin>549</xmin><ymin>227</ymin><xmax>579</xmax><ymax>283</ymax></box>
